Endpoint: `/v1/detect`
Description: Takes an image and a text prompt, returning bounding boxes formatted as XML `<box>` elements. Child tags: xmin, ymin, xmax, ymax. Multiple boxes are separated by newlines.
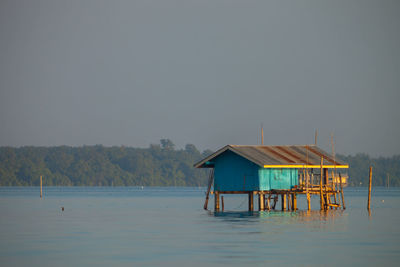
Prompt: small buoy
<box><xmin>61</xmin><ymin>207</ymin><xmax>64</xmax><ymax>211</ymax></box>
<box><xmin>381</xmin><ymin>200</ymin><xmax>384</xmax><ymax>203</ymax></box>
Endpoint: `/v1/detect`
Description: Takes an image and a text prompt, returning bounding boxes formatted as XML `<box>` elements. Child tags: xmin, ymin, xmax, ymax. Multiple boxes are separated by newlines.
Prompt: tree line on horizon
<box><xmin>0</xmin><ymin>140</ymin><xmax>399</xmax><ymax>187</ymax></box>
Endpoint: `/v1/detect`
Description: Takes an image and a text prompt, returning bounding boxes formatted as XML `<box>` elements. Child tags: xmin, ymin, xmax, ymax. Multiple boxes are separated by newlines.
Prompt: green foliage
<box><xmin>0</xmin><ymin>141</ymin><xmax>209</xmax><ymax>186</ymax></box>
<box><xmin>1</xmin><ymin>143</ymin><xmax>398</xmax><ymax>187</ymax></box>
<box><xmin>338</xmin><ymin>154</ymin><xmax>400</xmax><ymax>187</ymax></box>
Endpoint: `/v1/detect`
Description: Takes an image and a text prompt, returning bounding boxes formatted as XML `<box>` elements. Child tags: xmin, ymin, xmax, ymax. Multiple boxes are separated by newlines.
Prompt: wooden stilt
<box><xmin>272</xmin><ymin>195</ymin><xmax>278</xmax><ymax>210</ymax></box>
<box><xmin>248</xmin><ymin>192</ymin><xmax>254</xmax><ymax>211</ymax></box>
<box><xmin>333</xmin><ymin>193</ymin><xmax>337</xmax><ymax>210</ymax></box>
<box><xmin>292</xmin><ymin>194</ymin><xmax>297</xmax><ymax>211</ymax></box>
<box><xmin>281</xmin><ymin>194</ymin><xmax>287</xmax><ymax>211</ymax></box>
<box><xmin>203</xmin><ymin>169</ymin><xmax>214</xmax><ymax>210</ymax></box>
<box><xmin>221</xmin><ymin>196</ymin><xmax>224</xmax><ymax>212</ymax></box>
<box><xmin>324</xmin><ymin>168</ymin><xmax>328</xmax><ymax>186</ymax></box>
<box><xmin>387</xmin><ymin>173</ymin><xmax>390</xmax><ymax>188</ymax></box>
<box><xmin>368</xmin><ymin>166</ymin><xmax>372</xmax><ymax>211</ymax></box>
<box><xmin>40</xmin><ymin>175</ymin><xmax>43</xmax><ymax>199</ymax></box>
<box><xmin>215</xmin><ymin>191</ymin><xmax>220</xmax><ymax>212</ymax></box>
<box><xmin>287</xmin><ymin>194</ymin><xmax>292</xmax><ymax>211</ymax></box>
<box><xmin>266</xmin><ymin>195</ymin><xmax>271</xmax><ymax>211</ymax></box>
<box><xmin>320</xmin><ymin>157</ymin><xmax>325</xmax><ymax>210</ymax></box>
<box><xmin>258</xmin><ymin>193</ymin><xmax>265</xmax><ymax>211</ymax></box>
<box><xmin>339</xmin><ymin>172</ymin><xmax>346</xmax><ymax>210</ymax></box>
<box><xmin>305</xmin><ymin>167</ymin><xmax>310</xmax><ymax>211</ymax></box>
<box><xmin>328</xmin><ymin>193</ymin><xmax>333</xmax><ymax>209</ymax></box>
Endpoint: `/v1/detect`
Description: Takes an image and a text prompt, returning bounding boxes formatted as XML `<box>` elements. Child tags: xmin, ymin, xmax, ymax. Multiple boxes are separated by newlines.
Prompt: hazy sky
<box><xmin>0</xmin><ymin>0</ymin><xmax>399</xmax><ymax>156</ymax></box>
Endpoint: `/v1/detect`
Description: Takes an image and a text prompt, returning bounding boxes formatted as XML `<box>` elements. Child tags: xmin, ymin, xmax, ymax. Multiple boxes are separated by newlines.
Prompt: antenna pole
<box><xmin>315</xmin><ymin>129</ymin><xmax>318</xmax><ymax>146</ymax></box>
<box><xmin>261</xmin><ymin>123</ymin><xmax>264</xmax><ymax>145</ymax></box>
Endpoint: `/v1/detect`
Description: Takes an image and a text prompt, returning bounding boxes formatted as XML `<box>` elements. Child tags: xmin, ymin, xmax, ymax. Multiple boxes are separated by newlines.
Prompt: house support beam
<box><xmin>215</xmin><ymin>191</ymin><xmax>220</xmax><ymax>212</ymax></box>
<box><xmin>248</xmin><ymin>192</ymin><xmax>254</xmax><ymax>211</ymax></box>
<box><xmin>258</xmin><ymin>193</ymin><xmax>265</xmax><ymax>211</ymax></box>
<box><xmin>281</xmin><ymin>194</ymin><xmax>287</xmax><ymax>211</ymax></box>
<box><xmin>292</xmin><ymin>194</ymin><xmax>297</xmax><ymax>211</ymax></box>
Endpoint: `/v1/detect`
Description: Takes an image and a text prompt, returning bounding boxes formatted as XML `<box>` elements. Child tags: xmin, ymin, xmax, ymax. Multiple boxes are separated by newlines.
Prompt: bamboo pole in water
<box><xmin>387</xmin><ymin>173</ymin><xmax>390</xmax><ymax>188</ymax></box>
<box><xmin>331</xmin><ymin>133</ymin><xmax>338</xmax><ymax>209</ymax></box>
<box><xmin>221</xmin><ymin>196</ymin><xmax>224</xmax><ymax>212</ymax></box>
<box><xmin>203</xmin><ymin>169</ymin><xmax>214</xmax><ymax>210</ymax></box>
<box><xmin>306</xmin><ymin>146</ymin><xmax>311</xmax><ymax>210</ymax></box>
<box><xmin>40</xmin><ymin>175</ymin><xmax>43</xmax><ymax>199</ymax></box>
<box><xmin>320</xmin><ymin>157</ymin><xmax>325</xmax><ymax>210</ymax></box>
<box><xmin>339</xmin><ymin>172</ymin><xmax>346</xmax><ymax>210</ymax></box>
<box><xmin>368</xmin><ymin>166</ymin><xmax>373</xmax><ymax>211</ymax></box>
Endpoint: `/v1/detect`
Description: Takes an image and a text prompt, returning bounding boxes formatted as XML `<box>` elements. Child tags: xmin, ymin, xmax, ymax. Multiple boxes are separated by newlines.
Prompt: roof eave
<box><xmin>193</xmin><ymin>145</ymin><xmax>265</xmax><ymax>168</ymax></box>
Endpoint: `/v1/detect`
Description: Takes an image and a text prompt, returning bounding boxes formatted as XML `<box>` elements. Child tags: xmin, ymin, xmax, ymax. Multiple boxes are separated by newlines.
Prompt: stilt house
<box><xmin>195</xmin><ymin>145</ymin><xmax>349</xmax><ymax>211</ymax></box>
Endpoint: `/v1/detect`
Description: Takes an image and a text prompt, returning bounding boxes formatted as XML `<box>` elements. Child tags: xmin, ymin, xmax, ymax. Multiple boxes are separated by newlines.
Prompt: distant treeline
<box><xmin>0</xmin><ymin>141</ymin><xmax>399</xmax><ymax>186</ymax></box>
<box><xmin>339</xmin><ymin>154</ymin><xmax>400</xmax><ymax>187</ymax></box>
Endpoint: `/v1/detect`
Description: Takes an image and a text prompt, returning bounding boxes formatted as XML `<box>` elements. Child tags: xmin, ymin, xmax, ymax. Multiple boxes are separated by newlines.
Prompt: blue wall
<box><xmin>212</xmin><ymin>150</ymin><xmax>298</xmax><ymax>191</ymax></box>
<box><xmin>213</xmin><ymin>150</ymin><xmax>259</xmax><ymax>191</ymax></box>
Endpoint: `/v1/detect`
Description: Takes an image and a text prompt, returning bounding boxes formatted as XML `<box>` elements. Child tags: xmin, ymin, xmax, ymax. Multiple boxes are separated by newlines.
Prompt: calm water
<box><xmin>0</xmin><ymin>187</ymin><xmax>399</xmax><ymax>266</ymax></box>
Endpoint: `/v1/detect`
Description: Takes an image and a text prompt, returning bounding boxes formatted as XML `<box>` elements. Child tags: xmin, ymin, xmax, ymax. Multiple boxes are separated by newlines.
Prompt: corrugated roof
<box><xmin>194</xmin><ymin>145</ymin><xmax>348</xmax><ymax>169</ymax></box>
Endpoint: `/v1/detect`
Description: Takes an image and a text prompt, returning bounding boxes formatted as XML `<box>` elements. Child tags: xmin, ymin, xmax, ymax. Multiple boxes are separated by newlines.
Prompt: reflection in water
<box><xmin>210</xmin><ymin>209</ymin><xmax>350</xmax><ymax>236</ymax></box>
<box><xmin>211</xmin><ymin>209</ymin><xmax>347</xmax><ymax>226</ymax></box>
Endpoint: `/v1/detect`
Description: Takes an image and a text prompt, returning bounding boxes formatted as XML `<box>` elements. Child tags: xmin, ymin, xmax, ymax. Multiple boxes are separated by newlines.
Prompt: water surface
<box><xmin>0</xmin><ymin>187</ymin><xmax>399</xmax><ymax>266</ymax></box>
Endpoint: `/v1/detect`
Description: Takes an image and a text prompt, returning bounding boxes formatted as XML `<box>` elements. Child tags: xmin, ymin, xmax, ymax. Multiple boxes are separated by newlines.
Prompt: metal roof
<box><xmin>194</xmin><ymin>145</ymin><xmax>348</xmax><ymax>169</ymax></box>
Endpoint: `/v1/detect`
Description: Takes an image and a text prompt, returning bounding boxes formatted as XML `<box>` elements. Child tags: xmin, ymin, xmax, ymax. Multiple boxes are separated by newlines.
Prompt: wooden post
<box><xmin>266</xmin><ymin>195</ymin><xmax>271</xmax><ymax>211</ymax></box>
<box><xmin>305</xmin><ymin>169</ymin><xmax>310</xmax><ymax>210</ymax></box>
<box><xmin>387</xmin><ymin>173</ymin><xmax>390</xmax><ymax>188</ymax></box>
<box><xmin>339</xmin><ymin>172</ymin><xmax>346</xmax><ymax>210</ymax></box>
<box><xmin>258</xmin><ymin>193</ymin><xmax>265</xmax><ymax>211</ymax></box>
<box><xmin>248</xmin><ymin>192</ymin><xmax>254</xmax><ymax>211</ymax></box>
<box><xmin>292</xmin><ymin>194</ymin><xmax>297</xmax><ymax>211</ymax></box>
<box><xmin>272</xmin><ymin>195</ymin><xmax>278</xmax><ymax>210</ymax></box>
<box><xmin>320</xmin><ymin>157</ymin><xmax>325</xmax><ymax>210</ymax></box>
<box><xmin>331</xmin><ymin>133</ymin><xmax>340</xmax><ymax>208</ymax></box>
<box><xmin>221</xmin><ymin>196</ymin><xmax>224</xmax><ymax>212</ymax></box>
<box><xmin>287</xmin><ymin>194</ymin><xmax>291</xmax><ymax>211</ymax></box>
<box><xmin>324</xmin><ymin>168</ymin><xmax>329</xmax><ymax>208</ymax></box>
<box><xmin>40</xmin><ymin>175</ymin><xmax>43</xmax><ymax>199</ymax></box>
<box><xmin>323</xmin><ymin>168</ymin><xmax>328</xmax><ymax>185</ymax></box>
<box><xmin>368</xmin><ymin>166</ymin><xmax>372</xmax><ymax>211</ymax></box>
<box><xmin>203</xmin><ymin>169</ymin><xmax>214</xmax><ymax>210</ymax></box>
<box><xmin>324</xmin><ymin>168</ymin><xmax>329</xmax><ymax>209</ymax></box>
<box><xmin>281</xmin><ymin>194</ymin><xmax>287</xmax><ymax>211</ymax></box>
<box><xmin>215</xmin><ymin>191</ymin><xmax>220</xmax><ymax>212</ymax></box>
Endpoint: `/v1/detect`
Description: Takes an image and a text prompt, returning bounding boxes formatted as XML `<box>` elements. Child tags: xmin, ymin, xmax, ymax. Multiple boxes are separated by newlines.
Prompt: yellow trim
<box><xmin>263</xmin><ymin>165</ymin><xmax>349</xmax><ymax>169</ymax></box>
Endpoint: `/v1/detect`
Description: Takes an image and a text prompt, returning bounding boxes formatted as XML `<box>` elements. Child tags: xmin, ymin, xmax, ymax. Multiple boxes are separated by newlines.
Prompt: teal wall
<box><xmin>212</xmin><ymin>150</ymin><xmax>298</xmax><ymax>191</ymax></box>
<box><xmin>258</xmin><ymin>168</ymin><xmax>298</xmax><ymax>190</ymax></box>
<box><xmin>213</xmin><ymin>150</ymin><xmax>259</xmax><ymax>191</ymax></box>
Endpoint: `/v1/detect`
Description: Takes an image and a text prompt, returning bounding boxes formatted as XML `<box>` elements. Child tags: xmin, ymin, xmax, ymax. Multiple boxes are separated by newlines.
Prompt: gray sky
<box><xmin>0</xmin><ymin>0</ymin><xmax>399</xmax><ymax>156</ymax></box>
